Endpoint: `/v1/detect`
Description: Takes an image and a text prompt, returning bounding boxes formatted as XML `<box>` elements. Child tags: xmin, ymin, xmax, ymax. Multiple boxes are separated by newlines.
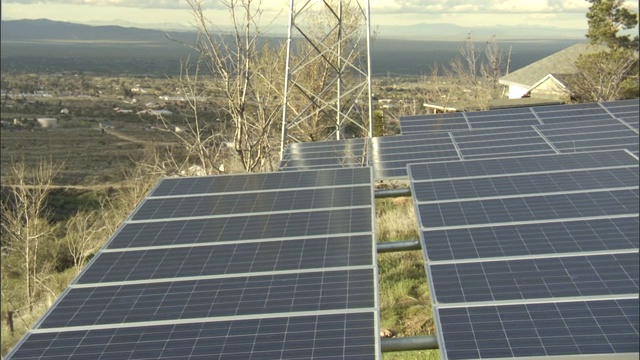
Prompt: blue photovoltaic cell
<box><xmin>418</xmin><ymin>189</ymin><xmax>639</xmax><ymax>229</ymax></box>
<box><xmin>152</xmin><ymin>167</ymin><xmax>371</xmax><ymax>196</ymax></box>
<box><xmin>421</xmin><ymin>217</ymin><xmax>639</xmax><ymax>261</ymax></box>
<box><xmin>409</xmin><ymin>150</ymin><xmax>639</xmax><ymax>360</ymax></box>
<box><xmin>398</xmin><ymin>100</ymin><xmax>639</xmax><ymax>144</ymax></box>
<box><xmin>132</xmin><ymin>186</ymin><xmax>372</xmax><ymax>221</ymax></box>
<box><xmin>6</xmin><ymin>166</ymin><xmax>380</xmax><ymax>359</ymax></box>
<box><xmin>401</xmin><ymin>122</ymin><xmax>470</xmax><ymax>133</ymax></box>
<box><xmin>430</xmin><ymin>252</ymin><xmax>639</xmax><ymax>304</ymax></box>
<box><xmin>77</xmin><ymin>235</ymin><xmax>374</xmax><ymax>284</ymax></box>
<box><xmin>438</xmin><ymin>299</ymin><xmax>639</xmax><ymax>360</ymax></box>
<box><xmin>107</xmin><ymin>207</ymin><xmax>373</xmax><ymax>249</ymax></box>
<box><xmin>39</xmin><ymin>268</ymin><xmax>376</xmax><ymax>329</ymax></box>
<box><xmin>412</xmin><ymin>167</ymin><xmax>639</xmax><ymax>203</ymax></box>
<box><xmin>11</xmin><ymin>313</ymin><xmax>377</xmax><ymax>360</ymax></box>
<box><xmin>409</xmin><ymin>150</ymin><xmax>639</xmax><ymax>181</ymax></box>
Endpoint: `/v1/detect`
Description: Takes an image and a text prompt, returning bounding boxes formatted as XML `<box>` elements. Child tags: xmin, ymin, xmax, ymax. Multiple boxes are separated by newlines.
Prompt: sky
<box><xmin>2</xmin><ymin>0</ymin><xmax>639</xmax><ymax>32</ymax></box>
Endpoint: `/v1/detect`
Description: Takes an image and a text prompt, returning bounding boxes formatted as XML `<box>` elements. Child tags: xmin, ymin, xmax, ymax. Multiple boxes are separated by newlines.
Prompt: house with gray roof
<box><xmin>499</xmin><ymin>43</ymin><xmax>604</xmax><ymax>101</ymax></box>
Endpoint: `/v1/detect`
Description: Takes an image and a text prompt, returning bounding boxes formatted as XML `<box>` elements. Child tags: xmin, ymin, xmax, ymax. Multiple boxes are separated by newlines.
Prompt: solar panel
<box><xmin>398</xmin><ymin>99</ymin><xmax>639</xmax><ymax>135</ymax></box>
<box><xmin>430</xmin><ymin>252</ymin><xmax>638</xmax><ymax>303</ymax></box>
<box><xmin>408</xmin><ymin>150</ymin><xmax>639</xmax><ymax>360</ymax></box>
<box><xmin>438</xmin><ymin>299</ymin><xmax>638</xmax><ymax>360</ymax></box>
<box><xmin>409</xmin><ymin>150</ymin><xmax>640</xmax><ymax>181</ymax></box>
<box><xmin>7</xmin><ymin>167</ymin><xmax>381</xmax><ymax>359</ymax></box>
<box><xmin>152</xmin><ymin>166</ymin><xmax>371</xmax><ymax>196</ymax></box>
<box><xmin>412</xmin><ymin>168</ymin><xmax>639</xmax><ymax>202</ymax></box>
<box><xmin>281</xmin><ymin>100</ymin><xmax>639</xmax><ymax>179</ymax></box>
<box><xmin>422</xmin><ymin>217</ymin><xmax>639</xmax><ymax>262</ymax></box>
<box><xmin>279</xmin><ymin>138</ymin><xmax>369</xmax><ymax>172</ymax></box>
<box><xmin>77</xmin><ymin>235</ymin><xmax>374</xmax><ymax>284</ymax></box>
<box><xmin>12</xmin><ymin>313</ymin><xmax>377</xmax><ymax>360</ymax></box>
<box><xmin>399</xmin><ymin>112</ymin><xmax>469</xmax><ymax>133</ymax></box>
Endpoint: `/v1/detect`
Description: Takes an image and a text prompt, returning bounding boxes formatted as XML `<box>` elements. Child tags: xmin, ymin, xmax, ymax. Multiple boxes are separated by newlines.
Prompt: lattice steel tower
<box><xmin>280</xmin><ymin>0</ymin><xmax>373</xmax><ymax>157</ymax></box>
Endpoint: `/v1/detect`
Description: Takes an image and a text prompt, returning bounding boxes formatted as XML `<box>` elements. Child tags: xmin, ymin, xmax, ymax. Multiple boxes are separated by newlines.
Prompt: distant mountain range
<box><xmin>1</xmin><ymin>19</ymin><xmax>584</xmax><ymax>76</ymax></box>
<box><xmin>377</xmin><ymin>23</ymin><xmax>586</xmax><ymax>41</ymax></box>
<box><xmin>1</xmin><ymin>18</ymin><xmax>586</xmax><ymax>43</ymax></box>
<box><xmin>0</xmin><ymin>19</ymin><xmax>198</xmax><ymax>44</ymax></box>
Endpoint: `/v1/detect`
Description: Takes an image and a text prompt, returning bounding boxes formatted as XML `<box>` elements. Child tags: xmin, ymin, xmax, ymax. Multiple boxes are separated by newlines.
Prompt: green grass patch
<box><xmin>376</xmin><ymin>197</ymin><xmax>440</xmax><ymax>359</ymax></box>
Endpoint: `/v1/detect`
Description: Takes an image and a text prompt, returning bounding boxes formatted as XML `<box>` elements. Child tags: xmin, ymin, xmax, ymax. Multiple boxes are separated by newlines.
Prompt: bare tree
<box><xmin>148</xmin><ymin>59</ymin><xmax>228</xmax><ymax>177</ymax></box>
<box><xmin>177</xmin><ymin>0</ymin><xmax>284</xmax><ymax>173</ymax></box>
<box><xmin>0</xmin><ymin>158</ymin><xmax>62</xmax><ymax>311</ymax></box>
<box><xmin>444</xmin><ymin>34</ymin><xmax>508</xmax><ymax>111</ymax></box>
<box><xmin>480</xmin><ymin>36</ymin><xmax>508</xmax><ymax>100</ymax></box>
<box><xmin>64</xmin><ymin>208</ymin><xmax>109</xmax><ymax>274</ymax></box>
<box><xmin>569</xmin><ymin>48</ymin><xmax>638</xmax><ymax>102</ymax></box>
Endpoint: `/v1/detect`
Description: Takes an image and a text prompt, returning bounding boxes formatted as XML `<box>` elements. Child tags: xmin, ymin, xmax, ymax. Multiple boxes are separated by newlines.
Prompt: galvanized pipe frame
<box><xmin>381</xmin><ymin>336</ymin><xmax>439</xmax><ymax>351</ymax></box>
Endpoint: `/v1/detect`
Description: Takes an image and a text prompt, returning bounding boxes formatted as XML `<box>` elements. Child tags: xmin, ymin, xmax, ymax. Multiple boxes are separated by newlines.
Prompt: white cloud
<box><xmin>372</xmin><ymin>0</ymin><xmax>593</xmax><ymax>14</ymax></box>
<box><xmin>1</xmin><ymin>0</ymin><xmax>191</xmax><ymax>9</ymax></box>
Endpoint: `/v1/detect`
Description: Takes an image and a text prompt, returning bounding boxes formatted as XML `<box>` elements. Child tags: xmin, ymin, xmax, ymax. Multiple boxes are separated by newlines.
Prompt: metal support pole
<box><xmin>374</xmin><ymin>188</ymin><xmax>412</xmax><ymax>198</ymax></box>
<box><xmin>376</xmin><ymin>240</ymin><xmax>421</xmax><ymax>253</ymax></box>
<box><xmin>381</xmin><ymin>336</ymin><xmax>439</xmax><ymax>352</ymax></box>
<box><xmin>280</xmin><ymin>0</ymin><xmax>372</xmax><ymax>156</ymax></box>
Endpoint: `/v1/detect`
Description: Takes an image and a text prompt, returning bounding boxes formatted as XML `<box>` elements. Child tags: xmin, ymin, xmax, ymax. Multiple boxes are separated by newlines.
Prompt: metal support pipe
<box><xmin>381</xmin><ymin>336</ymin><xmax>439</xmax><ymax>352</ymax></box>
<box><xmin>376</xmin><ymin>240</ymin><xmax>421</xmax><ymax>253</ymax></box>
<box><xmin>374</xmin><ymin>188</ymin><xmax>411</xmax><ymax>199</ymax></box>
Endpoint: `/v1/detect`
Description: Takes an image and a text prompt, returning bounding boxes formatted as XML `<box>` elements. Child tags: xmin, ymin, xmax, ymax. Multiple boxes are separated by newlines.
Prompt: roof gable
<box><xmin>499</xmin><ymin>43</ymin><xmax>605</xmax><ymax>88</ymax></box>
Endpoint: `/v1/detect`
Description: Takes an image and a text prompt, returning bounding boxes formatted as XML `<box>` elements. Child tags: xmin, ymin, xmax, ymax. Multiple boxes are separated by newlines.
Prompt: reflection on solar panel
<box><xmin>6</xmin><ymin>168</ymin><xmax>380</xmax><ymax>359</ymax></box>
<box><xmin>279</xmin><ymin>138</ymin><xmax>369</xmax><ymax>171</ymax></box>
<box><xmin>281</xmin><ymin>100</ymin><xmax>639</xmax><ymax>179</ymax></box>
<box><xmin>408</xmin><ymin>150</ymin><xmax>639</xmax><ymax>360</ymax></box>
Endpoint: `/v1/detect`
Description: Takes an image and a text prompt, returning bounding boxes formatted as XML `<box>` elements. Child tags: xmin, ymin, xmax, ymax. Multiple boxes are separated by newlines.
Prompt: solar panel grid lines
<box><xmin>531</xmin><ymin>126</ymin><xmax>561</xmax><ymax>154</ymax></box>
<box><xmin>7</xmin><ymin>166</ymin><xmax>382</xmax><ymax>359</ymax></box>
<box><xmin>428</xmin><ymin>251</ymin><xmax>639</xmax><ymax>305</ymax></box>
<box><xmin>420</xmin><ymin>216</ymin><xmax>640</xmax><ymax>263</ymax></box>
<box><xmin>408</xmin><ymin>150</ymin><xmax>639</xmax><ymax>360</ymax></box>
<box><xmin>408</xmin><ymin>150</ymin><xmax>639</xmax><ymax>181</ymax></box>
<box><xmin>398</xmin><ymin>99</ymin><xmax>639</xmax><ymax>139</ymax></box>
<box><xmin>538</xmin><ymin>128</ymin><xmax>638</xmax><ymax>143</ymax></box>
<box><xmin>461</xmin><ymin>112</ymin><xmax>472</xmax><ymax>130</ymax></box>
<box><xmin>152</xmin><ymin>166</ymin><xmax>372</xmax><ymax>197</ymax></box>
<box><xmin>104</xmin><ymin>207</ymin><xmax>375</xmax><ymax>249</ymax></box>
<box><xmin>412</xmin><ymin>167</ymin><xmax>640</xmax><ymax>203</ymax></box>
<box><xmin>37</xmin><ymin>268</ymin><xmax>378</xmax><ymax>329</ymax></box>
<box><xmin>75</xmin><ymin>235</ymin><xmax>374</xmax><ymax>285</ymax></box>
<box><xmin>131</xmin><ymin>186</ymin><xmax>373</xmax><ymax>222</ymax></box>
<box><xmin>417</xmin><ymin>189</ymin><xmax>640</xmax><ymax>229</ymax></box>
<box><xmin>599</xmin><ymin>100</ymin><xmax>640</xmax><ymax>134</ymax></box>
<box><xmin>12</xmin><ymin>312</ymin><xmax>379</xmax><ymax>360</ymax></box>
<box><xmin>436</xmin><ymin>298</ymin><xmax>639</xmax><ymax>360</ymax></box>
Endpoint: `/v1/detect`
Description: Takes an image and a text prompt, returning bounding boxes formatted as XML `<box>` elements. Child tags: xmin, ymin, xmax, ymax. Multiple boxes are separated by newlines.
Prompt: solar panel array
<box><xmin>7</xmin><ymin>99</ymin><xmax>640</xmax><ymax>360</ymax></box>
<box><xmin>7</xmin><ymin>168</ymin><xmax>381</xmax><ymax>359</ymax></box>
<box><xmin>280</xmin><ymin>99</ymin><xmax>640</xmax><ymax>179</ymax></box>
<box><xmin>408</xmin><ymin>150</ymin><xmax>639</xmax><ymax>360</ymax></box>
<box><xmin>400</xmin><ymin>99</ymin><xmax>640</xmax><ymax>134</ymax></box>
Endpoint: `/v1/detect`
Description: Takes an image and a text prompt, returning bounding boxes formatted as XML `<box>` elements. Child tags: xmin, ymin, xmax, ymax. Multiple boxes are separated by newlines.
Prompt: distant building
<box><xmin>131</xmin><ymin>86</ymin><xmax>148</xmax><ymax>94</ymax></box>
<box><xmin>158</xmin><ymin>95</ymin><xmax>207</xmax><ymax>102</ymax></box>
<box><xmin>499</xmin><ymin>43</ymin><xmax>604</xmax><ymax>101</ymax></box>
<box><xmin>113</xmin><ymin>108</ymin><xmax>133</xmax><ymax>114</ymax></box>
<box><xmin>36</xmin><ymin>118</ymin><xmax>57</xmax><ymax>128</ymax></box>
<box><xmin>137</xmin><ymin>109</ymin><xmax>173</xmax><ymax>116</ymax></box>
